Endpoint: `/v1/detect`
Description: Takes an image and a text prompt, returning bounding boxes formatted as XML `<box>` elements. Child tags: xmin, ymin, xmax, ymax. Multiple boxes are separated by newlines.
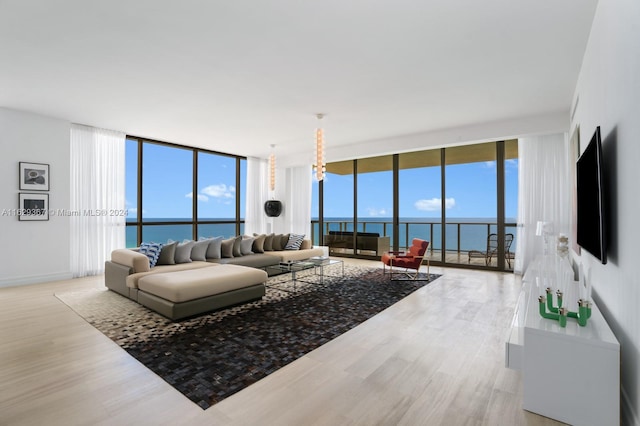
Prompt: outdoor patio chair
<box><xmin>468</xmin><ymin>233</ymin><xmax>514</xmax><ymax>267</ymax></box>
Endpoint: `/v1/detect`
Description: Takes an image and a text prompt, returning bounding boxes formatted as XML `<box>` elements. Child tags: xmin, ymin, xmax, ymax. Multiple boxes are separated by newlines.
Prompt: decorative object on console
<box><xmin>19</xmin><ymin>161</ymin><xmax>49</xmax><ymax>191</ymax></box>
<box><xmin>314</xmin><ymin>113</ymin><xmax>326</xmax><ymax>181</ymax></box>
<box><xmin>264</xmin><ymin>200</ymin><xmax>282</xmax><ymax>217</ymax></box>
<box><xmin>535</xmin><ymin>221</ymin><xmax>554</xmax><ymax>254</ymax></box>
<box><xmin>535</xmin><ymin>241</ymin><xmax>593</xmax><ymax>328</ymax></box>
<box><xmin>556</xmin><ymin>233</ymin><xmax>569</xmax><ymax>258</ymax></box>
<box><xmin>538</xmin><ymin>287</ymin><xmax>591</xmax><ymax>327</ymax></box>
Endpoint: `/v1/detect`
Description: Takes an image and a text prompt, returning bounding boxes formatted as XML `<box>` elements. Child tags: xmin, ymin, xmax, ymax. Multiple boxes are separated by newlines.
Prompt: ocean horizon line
<box><xmin>129</xmin><ymin>217</ymin><xmax>517</xmax><ymax>223</ymax></box>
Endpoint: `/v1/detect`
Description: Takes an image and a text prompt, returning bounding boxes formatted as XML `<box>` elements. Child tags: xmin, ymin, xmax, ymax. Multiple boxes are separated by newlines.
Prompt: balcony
<box><xmin>311</xmin><ymin>219</ymin><xmax>517</xmax><ymax>270</ymax></box>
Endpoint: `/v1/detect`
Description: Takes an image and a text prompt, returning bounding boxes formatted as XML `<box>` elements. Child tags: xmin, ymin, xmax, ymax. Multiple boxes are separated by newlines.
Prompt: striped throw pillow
<box><xmin>284</xmin><ymin>234</ymin><xmax>305</xmax><ymax>250</ymax></box>
<box><xmin>139</xmin><ymin>242</ymin><xmax>163</xmax><ymax>267</ymax></box>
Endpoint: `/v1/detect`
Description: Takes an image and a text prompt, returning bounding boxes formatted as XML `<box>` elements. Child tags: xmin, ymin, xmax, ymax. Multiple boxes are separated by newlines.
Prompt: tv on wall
<box><xmin>576</xmin><ymin>126</ymin><xmax>607</xmax><ymax>264</ymax></box>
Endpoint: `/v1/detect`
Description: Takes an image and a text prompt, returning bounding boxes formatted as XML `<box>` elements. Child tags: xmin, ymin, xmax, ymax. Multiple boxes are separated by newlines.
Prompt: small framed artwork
<box><xmin>18</xmin><ymin>193</ymin><xmax>49</xmax><ymax>221</ymax></box>
<box><xmin>19</xmin><ymin>162</ymin><xmax>50</xmax><ymax>191</ymax></box>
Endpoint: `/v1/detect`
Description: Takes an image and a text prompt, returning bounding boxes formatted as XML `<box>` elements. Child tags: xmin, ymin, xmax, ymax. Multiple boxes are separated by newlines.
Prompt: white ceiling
<box><xmin>0</xmin><ymin>0</ymin><xmax>598</xmax><ymax>160</ymax></box>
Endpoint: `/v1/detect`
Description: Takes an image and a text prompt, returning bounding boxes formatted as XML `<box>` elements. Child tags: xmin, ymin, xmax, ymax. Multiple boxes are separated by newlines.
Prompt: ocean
<box><xmin>316</xmin><ymin>217</ymin><xmax>517</xmax><ymax>251</ymax></box>
<box><xmin>128</xmin><ymin>217</ymin><xmax>517</xmax><ymax>252</ymax></box>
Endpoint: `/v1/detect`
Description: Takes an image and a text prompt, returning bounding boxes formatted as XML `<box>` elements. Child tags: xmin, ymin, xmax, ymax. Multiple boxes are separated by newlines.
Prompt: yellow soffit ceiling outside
<box><xmin>326</xmin><ymin>140</ymin><xmax>518</xmax><ymax>175</ymax></box>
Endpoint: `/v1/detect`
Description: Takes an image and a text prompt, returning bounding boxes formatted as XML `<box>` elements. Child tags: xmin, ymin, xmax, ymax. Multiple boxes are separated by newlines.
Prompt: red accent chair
<box><xmin>381</xmin><ymin>238</ymin><xmax>430</xmax><ymax>280</ymax></box>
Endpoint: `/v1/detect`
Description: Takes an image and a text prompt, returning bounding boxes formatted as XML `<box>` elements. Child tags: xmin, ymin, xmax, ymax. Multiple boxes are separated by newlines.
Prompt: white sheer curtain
<box><xmin>70</xmin><ymin>124</ymin><xmax>125</xmax><ymax>277</ymax></box>
<box><xmin>244</xmin><ymin>156</ymin><xmax>269</xmax><ymax>234</ymax></box>
<box><xmin>514</xmin><ymin>133</ymin><xmax>570</xmax><ymax>274</ymax></box>
<box><xmin>283</xmin><ymin>165</ymin><xmax>312</xmax><ymax>237</ymax></box>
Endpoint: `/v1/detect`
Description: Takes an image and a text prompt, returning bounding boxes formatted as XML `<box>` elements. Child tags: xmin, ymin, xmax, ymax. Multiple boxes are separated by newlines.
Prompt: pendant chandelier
<box><xmin>315</xmin><ymin>113</ymin><xmax>326</xmax><ymax>181</ymax></box>
<box><xmin>269</xmin><ymin>144</ymin><xmax>276</xmax><ymax>191</ymax></box>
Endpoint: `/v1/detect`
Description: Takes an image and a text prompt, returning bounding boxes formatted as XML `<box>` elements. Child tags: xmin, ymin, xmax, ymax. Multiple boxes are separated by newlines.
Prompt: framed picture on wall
<box><xmin>18</xmin><ymin>193</ymin><xmax>49</xmax><ymax>221</ymax></box>
<box><xmin>19</xmin><ymin>162</ymin><xmax>50</xmax><ymax>191</ymax></box>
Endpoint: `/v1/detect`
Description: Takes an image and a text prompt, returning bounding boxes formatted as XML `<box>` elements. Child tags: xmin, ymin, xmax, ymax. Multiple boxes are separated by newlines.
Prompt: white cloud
<box><xmin>505</xmin><ymin>159</ymin><xmax>518</xmax><ymax>170</ymax></box>
<box><xmin>201</xmin><ymin>184</ymin><xmax>235</xmax><ymax>198</ymax></box>
<box><xmin>414</xmin><ymin>197</ymin><xmax>456</xmax><ymax>211</ymax></box>
<box><xmin>366</xmin><ymin>208</ymin><xmax>388</xmax><ymax>217</ymax></box>
<box><xmin>185</xmin><ymin>192</ymin><xmax>209</xmax><ymax>201</ymax></box>
<box><xmin>484</xmin><ymin>161</ymin><xmax>496</xmax><ymax>168</ymax></box>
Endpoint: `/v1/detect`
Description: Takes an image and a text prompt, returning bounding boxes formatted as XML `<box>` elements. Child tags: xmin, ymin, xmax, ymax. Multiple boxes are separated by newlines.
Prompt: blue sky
<box><xmin>127</xmin><ymin>140</ymin><xmax>518</xmax><ymax>221</ymax></box>
<box><xmin>312</xmin><ymin>159</ymin><xmax>518</xmax><ymax>220</ymax></box>
<box><xmin>125</xmin><ymin>140</ymin><xmax>245</xmax><ymax>220</ymax></box>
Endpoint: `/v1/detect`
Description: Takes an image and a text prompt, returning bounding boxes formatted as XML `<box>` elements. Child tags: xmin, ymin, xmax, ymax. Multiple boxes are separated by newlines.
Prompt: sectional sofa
<box><xmin>105</xmin><ymin>233</ymin><xmax>324</xmax><ymax>320</ymax></box>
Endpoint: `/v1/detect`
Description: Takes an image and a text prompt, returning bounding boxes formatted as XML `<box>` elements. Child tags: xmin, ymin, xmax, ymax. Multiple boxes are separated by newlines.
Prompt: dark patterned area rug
<box><xmin>56</xmin><ymin>265</ymin><xmax>439</xmax><ymax>409</ymax></box>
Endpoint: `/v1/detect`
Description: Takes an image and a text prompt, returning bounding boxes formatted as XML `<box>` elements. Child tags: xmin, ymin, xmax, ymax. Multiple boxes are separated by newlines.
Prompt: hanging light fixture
<box><xmin>315</xmin><ymin>113</ymin><xmax>326</xmax><ymax>181</ymax></box>
<box><xmin>269</xmin><ymin>144</ymin><xmax>276</xmax><ymax>191</ymax></box>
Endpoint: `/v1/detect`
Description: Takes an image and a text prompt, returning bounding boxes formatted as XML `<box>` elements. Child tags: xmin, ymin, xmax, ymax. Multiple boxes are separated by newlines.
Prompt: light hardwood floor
<box><xmin>0</xmin><ymin>260</ymin><xmax>564</xmax><ymax>425</ymax></box>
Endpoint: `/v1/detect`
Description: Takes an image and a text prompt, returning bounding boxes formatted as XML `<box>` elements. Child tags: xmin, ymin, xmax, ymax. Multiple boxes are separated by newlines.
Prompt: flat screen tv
<box><xmin>576</xmin><ymin>126</ymin><xmax>607</xmax><ymax>264</ymax></box>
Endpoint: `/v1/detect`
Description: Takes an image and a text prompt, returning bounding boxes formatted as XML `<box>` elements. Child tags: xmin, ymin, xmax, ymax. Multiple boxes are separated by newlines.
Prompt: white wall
<box><xmin>571</xmin><ymin>0</ymin><xmax>640</xmax><ymax>424</ymax></box>
<box><xmin>0</xmin><ymin>108</ymin><xmax>72</xmax><ymax>287</ymax></box>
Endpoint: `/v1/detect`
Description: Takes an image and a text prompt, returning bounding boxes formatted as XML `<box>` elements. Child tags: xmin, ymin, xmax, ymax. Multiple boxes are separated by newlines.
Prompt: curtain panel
<box><xmin>284</xmin><ymin>165</ymin><xmax>312</xmax><ymax>237</ymax></box>
<box><xmin>244</xmin><ymin>156</ymin><xmax>269</xmax><ymax>235</ymax></box>
<box><xmin>515</xmin><ymin>133</ymin><xmax>570</xmax><ymax>274</ymax></box>
<box><xmin>70</xmin><ymin>124</ymin><xmax>125</xmax><ymax>277</ymax></box>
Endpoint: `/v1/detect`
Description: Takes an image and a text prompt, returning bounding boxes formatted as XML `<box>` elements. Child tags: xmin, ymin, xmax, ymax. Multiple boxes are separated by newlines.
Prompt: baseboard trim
<box><xmin>0</xmin><ymin>272</ymin><xmax>73</xmax><ymax>288</ymax></box>
<box><xmin>622</xmin><ymin>385</ymin><xmax>640</xmax><ymax>426</ymax></box>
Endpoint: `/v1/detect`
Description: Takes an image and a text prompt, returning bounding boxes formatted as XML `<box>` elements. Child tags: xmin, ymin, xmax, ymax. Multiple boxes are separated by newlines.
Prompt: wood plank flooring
<box><xmin>0</xmin><ymin>260</ymin><xmax>564</xmax><ymax>425</ymax></box>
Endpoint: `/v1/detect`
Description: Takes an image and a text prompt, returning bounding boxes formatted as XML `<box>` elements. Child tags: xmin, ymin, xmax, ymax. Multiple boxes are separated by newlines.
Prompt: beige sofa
<box><xmin>104</xmin><ymin>236</ymin><xmax>323</xmax><ymax>320</ymax></box>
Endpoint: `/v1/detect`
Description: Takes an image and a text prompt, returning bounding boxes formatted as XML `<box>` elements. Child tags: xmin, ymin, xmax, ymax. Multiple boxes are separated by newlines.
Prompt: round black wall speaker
<box><xmin>264</xmin><ymin>200</ymin><xmax>283</xmax><ymax>217</ymax></box>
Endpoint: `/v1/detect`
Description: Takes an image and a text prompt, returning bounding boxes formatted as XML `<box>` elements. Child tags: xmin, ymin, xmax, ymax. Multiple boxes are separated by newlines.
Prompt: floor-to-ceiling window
<box><xmin>322</xmin><ymin>160</ymin><xmax>355</xmax><ymax>254</ymax></box>
<box><xmin>444</xmin><ymin>142</ymin><xmax>498</xmax><ymax>266</ymax></box>
<box><xmin>356</xmin><ymin>156</ymin><xmax>393</xmax><ymax>255</ymax></box>
<box><xmin>125</xmin><ymin>137</ymin><xmax>246</xmax><ymax>247</ymax></box>
<box><xmin>504</xmin><ymin>139</ymin><xmax>519</xmax><ymax>269</ymax></box>
<box><xmin>398</xmin><ymin>149</ymin><xmax>442</xmax><ymax>258</ymax></box>
<box><xmin>125</xmin><ymin>137</ymin><xmax>139</xmax><ymax>247</ymax></box>
<box><xmin>197</xmin><ymin>151</ymin><xmax>238</xmax><ymax>239</ymax></box>
<box><xmin>141</xmin><ymin>142</ymin><xmax>194</xmax><ymax>243</ymax></box>
<box><xmin>316</xmin><ymin>140</ymin><xmax>519</xmax><ymax>271</ymax></box>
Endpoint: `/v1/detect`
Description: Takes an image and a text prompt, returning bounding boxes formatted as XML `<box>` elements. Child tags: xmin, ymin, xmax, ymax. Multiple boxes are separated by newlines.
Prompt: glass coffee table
<box><xmin>266</xmin><ymin>258</ymin><xmax>344</xmax><ymax>291</ymax></box>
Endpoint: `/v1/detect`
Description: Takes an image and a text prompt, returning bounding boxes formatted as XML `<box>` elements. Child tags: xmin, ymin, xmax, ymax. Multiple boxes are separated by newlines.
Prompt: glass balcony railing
<box><xmin>311</xmin><ymin>219</ymin><xmax>517</xmax><ymax>270</ymax></box>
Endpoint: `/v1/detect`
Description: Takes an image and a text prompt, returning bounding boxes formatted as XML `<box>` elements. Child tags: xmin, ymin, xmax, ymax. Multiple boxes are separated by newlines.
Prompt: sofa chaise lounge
<box><xmin>105</xmin><ymin>234</ymin><xmax>324</xmax><ymax>320</ymax></box>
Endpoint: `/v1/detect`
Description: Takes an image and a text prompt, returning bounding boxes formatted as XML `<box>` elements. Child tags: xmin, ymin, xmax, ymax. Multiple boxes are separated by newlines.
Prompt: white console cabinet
<box><xmin>505</xmin><ymin>259</ymin><xmax>620</xmax><ymax>426</ymax></box>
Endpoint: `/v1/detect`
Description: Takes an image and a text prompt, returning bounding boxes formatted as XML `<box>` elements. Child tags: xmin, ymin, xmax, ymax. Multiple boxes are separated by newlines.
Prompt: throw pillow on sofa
<box><xmin>139</xmin><ymin>242</ymin><xmax>163</xmax><ymax>268</ymax></box>
<box><xmin>263</xmin><ymin>233</ymin><xmax>275</xmax><ymax>251</ymax></box>
<box><xmin>157</xmin><ymin>241</ymin><xmax>177</xmax><ymax>265</ymax></box>
<box><xmin>190</xmin><ymin>239</ymin><xmax>210</xmax><ymax>261</ymax></box>
<box><xmin>175</xmin><ymin>240</ymin><xmax>194</xmax><ymax>263</ymax></box>
<box><xmin>285</xmin><ymin>233</ymin><xmax>305</xmax><ymax>250</ymax></box>
<box><xmin>205</xmin><ymin>236</ymin><xmax>224</xmax><ymax>259</ymax></box>
<box><xmin>300</xmin><ymin>239</ymin><xmax>312</xmax><ymax>250</ymax></box>
<box><xmin>221</xmin><ymin>237</ymin><xmax>235</xmax><ymax>258</ymax></box>
<box><xmin>252</xmin><ymin>234</ymin><xmax>266</xmax><ymax>253</ymax></box>
<box><xmin>240</xmin><ymin>236</ymin><xmax>255</xmax><ymax>255</ymax></box>
<box><xmin>273</xmin><ymin>234</ymin><xmax>289</xmax><ymax>251</ymax></box>
<box><xmin>232</xmin><ymin>235</ymin><xmax>243</xmax><ymax>257</ymax></box>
